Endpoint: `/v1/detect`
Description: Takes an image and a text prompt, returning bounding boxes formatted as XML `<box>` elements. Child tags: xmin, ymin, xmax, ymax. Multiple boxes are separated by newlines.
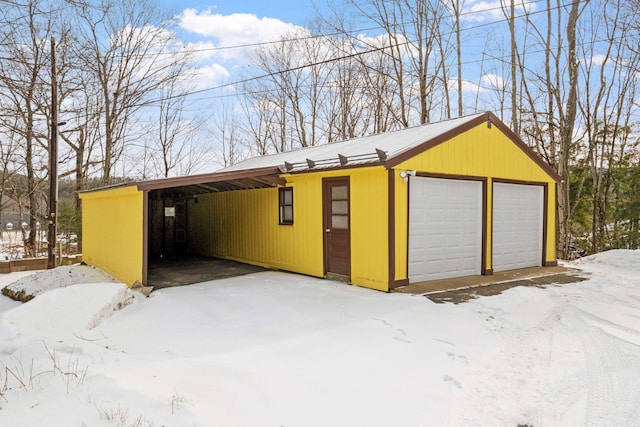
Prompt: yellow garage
<box><xmin>80</xmin><ymin>112</ymin><xmax>559</xmax><ymax>292</ymax></box>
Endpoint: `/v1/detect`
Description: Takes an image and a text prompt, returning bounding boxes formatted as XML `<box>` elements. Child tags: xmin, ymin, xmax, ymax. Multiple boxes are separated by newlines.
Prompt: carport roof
<box><xmin>135</xmin><ymin>166</ymin><xmax>286</xmax><ymax>194</ymax></box>
<box><xmin>80</xmin><ymin>165</ymin><xmax>286</xmax><ymax>195</ymax></box>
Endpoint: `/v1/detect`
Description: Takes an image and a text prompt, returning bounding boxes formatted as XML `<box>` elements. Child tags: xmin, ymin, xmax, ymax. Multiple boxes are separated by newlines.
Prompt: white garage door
<box><xmin>492</xmin><ymin>183</ymin><xmax>543</xmax><ymax>272</ymax></box>
<box><xmin>408</xmin><ymin>177</ymin><xmax>483</xmax><ymax>282</ymax></box>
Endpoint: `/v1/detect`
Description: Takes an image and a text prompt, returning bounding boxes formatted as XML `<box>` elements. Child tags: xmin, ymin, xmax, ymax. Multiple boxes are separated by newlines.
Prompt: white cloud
<box><xmin>182</xmin><ymin>41</ymin><xmax>220</xmax><ymax>61</ymax></box>
<box><xmin>449</xmin><ymin>79</ymin><xmax>485</xmax><ymax>93</ymax></box>
<box><xmin>355</xmin><ymin>33</ymin><xmax>403</xmax><ymax>49</ymax></box>
<box><xmin>191</xmin><ymin>63</ymin><xmax>231</xmax><ymax>90</ymax></box>
<box><xmin>452</xmin><ymin>73</ymin><xmax>506</xmax><ymax>93</ymax></box>
<box><xmin>481</xmin><ymin>73</ymin><xmax>505</xmax><ymax>89</ymax></box>
<box><xmin>462</xmin><ymin>0</ymin><xmax>537</xmax><ymax>23</ymax></box>
<box><xmin>589</xmin><ymin>53</ymin><xmax>609</xmax><ymax>66</ymax></box>
<box><xmin>178</xmin><ymin>9</ymin><xmax>304</xmax><ymax>47</ymax></box>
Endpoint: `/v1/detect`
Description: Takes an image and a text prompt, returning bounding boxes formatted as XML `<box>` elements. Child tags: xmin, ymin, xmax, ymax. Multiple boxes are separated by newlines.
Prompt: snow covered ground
<box><xmin>1</xmin><ymin>251</ymin><xmax>639</xmax><ymax>426</ymax></box>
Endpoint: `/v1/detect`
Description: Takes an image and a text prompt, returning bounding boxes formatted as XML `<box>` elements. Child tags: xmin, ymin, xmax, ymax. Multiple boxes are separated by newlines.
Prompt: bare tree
<box><xmin>249</xmin><ymin>27</ymin><xmax>332</xmax><ymax>151</ymax></box>
<box><xmin>453</xmin><ymin>0</ymin><xmax>464</xmax><ymax>117</ymax></box>
<box><xmin>211</xmin><ymin>97</ymin><xmax>246</xmax><ymax>168</ymax></box>
<box><xmin>0</xmin><ymin>131</ymin><xmax>19</xmax><ymax>229</ymax></box>
<box><xmin>322</xmin><ymin>34</ymin><xmax>371</xmax><ymax>140</ymax></box>
<box><xmin>240</xmin><ymin>84</ymin><xmax>279</xmax><ymax>156</ymax></box>
<box><xmin>577</xmin><ymin>0</ymin><xmax>640</xmax><ymax>252</ymax></box>
<box><xmin>501</xmin><ymin>0</ymin><xmax>519</xmax><ymax>135</ymax></box>
<box><xmin>0</xmin><ymin>0</ymin><xmax>55</xmax><ymax>256</ymax></box>
<box><xmin>140</xmin><ymin>79</ymin><xmax>208</xmax><ymax>178</ymax></box>
<box><xmin>509</xmin><ymin>0</ymin><xmax>587</xmax><ymax>258</ymax></box>
<box><xmin>70</xmin><ymin>0</ymin><xmax>191</xmax><ymax>183</ymax></box>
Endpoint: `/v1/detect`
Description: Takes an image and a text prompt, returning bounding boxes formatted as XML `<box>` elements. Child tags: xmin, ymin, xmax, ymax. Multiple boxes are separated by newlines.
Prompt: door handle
<box><xmin>325</xmin><ymin>229</ymin><xmax>330</xmax><ymax>233</ymax></box>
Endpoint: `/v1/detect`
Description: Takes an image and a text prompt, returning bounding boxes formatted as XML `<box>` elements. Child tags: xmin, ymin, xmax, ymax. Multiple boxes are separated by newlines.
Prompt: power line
<box><xmin>144</xmin><ymin>0</ymin><xmax>626</xmax><ymax>105</ymax></box>
<box><xmin>138</xmin><ymin>0</ymin><xmax>552</xmax><ymax>58</ymax></box>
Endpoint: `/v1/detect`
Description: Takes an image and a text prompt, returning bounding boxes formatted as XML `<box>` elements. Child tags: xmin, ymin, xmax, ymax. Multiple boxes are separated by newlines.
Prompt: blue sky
<box><xmin>155</xmin><ymin>0</ymin><xmax>519</xmax><ymax>96</ymax></box>
<box><xmin>161</xmin><ymin>0</ymin><xmax>317</xmax><ymax>26</ymax></box>
<box><xmin>119</xmin><ymin>0</ymin><xmax>617</xmax><ymax>175</ymax></box>
<box><xmin>150</xmin><ymin>1</ymin><xmax>325</xmax><ymax>97</ymax></box>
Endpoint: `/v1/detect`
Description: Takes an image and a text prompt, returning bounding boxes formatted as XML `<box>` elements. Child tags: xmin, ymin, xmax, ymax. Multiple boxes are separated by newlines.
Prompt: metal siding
<box><xmin>395</xmin><ymin>123</ymin><xmax>557</xmax><ymax>277</ymax></box>
<box><xmin>349</xmin><ymin>167</ymin><xmax>388</xmax><ymax>291</ymax></box>
<box><xmin>79</xmin><ymin>186</ymin><xmax>144</xmax><ymax>286</ymax></box>
<box><xmin>186</xmin><ymin>167</ymin><xmax>389</xmax><ymax>291</ymax></box>
<box><xmin>187</xmin><ymin>180</ymin><xmax>324</xmax><ymax>278</ymax></box>
<box><xmin>397</xmin><ymin>125</ymin><xmax>555</xmax><ymax>181</ymax></box>
<box><xmin>547</xmin><ymin>184</ymin><xmax>557</xmax><ymax>260</ymax></box>
<box><xmin>394</xmin><ymin>170</ymin><xmax>409</xmax><ymax>283</ymax></box>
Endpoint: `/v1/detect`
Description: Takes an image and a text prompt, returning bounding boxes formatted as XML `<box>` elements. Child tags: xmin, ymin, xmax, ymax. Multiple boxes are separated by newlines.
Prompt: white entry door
<box><xmin>408</xmin><ymin>177</ymin><xmax>483</xmax><ymax>282</ymax></box>
<box><xmin>492</xmin><ymin>183</ymin><xmax>544</xmax><ymax>272</ymax></box>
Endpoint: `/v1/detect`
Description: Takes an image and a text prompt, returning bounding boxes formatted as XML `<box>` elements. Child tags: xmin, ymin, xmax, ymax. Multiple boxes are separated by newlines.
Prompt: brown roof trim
<box><xmin>86</xmin><ymin>161</ymin><xmax>381</xmax><ymax>195</ymax></box>
<box><xmin>136</xmin><ymin>166</ymin><xmax>285</xmax><ymax>191</ymax></box>
<box><xmin>80</xmin><ymin>166</ymin><xmax>286</xmax><ymax>194</ymax></box>
<box><xmin>485</xmin><ymin>112</ymin><xmax>561</xmax><ymax>182</ymax></box>
<box><xmin>285</xmin><ymin>160</ymin><xmax>384</xmax><ymax>174</ymax></box>
<box><xmin>385</xmin><ymin>112</ymin><xmax>561</xmax><ymax>183</ymax></box>
<box><xmin>77</xmin><ymin>181</ymin><xmax>135</xmax><ymax>194</ymax></box>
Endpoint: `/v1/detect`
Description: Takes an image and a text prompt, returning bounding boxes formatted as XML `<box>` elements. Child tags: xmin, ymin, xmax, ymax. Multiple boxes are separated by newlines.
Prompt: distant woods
<box><xmin>0</xmin><ymin>0</ymin><xmax>639</xmax><ymax>257</ymax></box>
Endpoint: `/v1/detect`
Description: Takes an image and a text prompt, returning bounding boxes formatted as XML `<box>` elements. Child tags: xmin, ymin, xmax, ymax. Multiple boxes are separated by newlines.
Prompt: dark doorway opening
<box><xmin>138</xmin><ymin>168</ymin><xmax>286</xmax><ymax>288</ymax></box>
<box><xmin>146</xmin><ymin>189</ymin><xmax>267</xmax><ymax>289</ymax></box>
<box><xmin>148</xmin><ymin>191</ymin><xmax>189</xmax><ymax>263</ymax></box>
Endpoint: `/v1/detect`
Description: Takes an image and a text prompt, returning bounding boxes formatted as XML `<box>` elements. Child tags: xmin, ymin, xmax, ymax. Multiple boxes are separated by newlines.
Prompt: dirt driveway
<box><xmin>394</xmin><ymin>266</ymin><xmax>588</xmax><ymax>304</ymax></box>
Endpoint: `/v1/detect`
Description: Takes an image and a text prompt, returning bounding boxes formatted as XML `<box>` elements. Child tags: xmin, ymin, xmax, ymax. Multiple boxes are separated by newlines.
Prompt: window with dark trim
<box><xmin>279</xmin><ymin>187</ymin><xmax>294</xmax><ymax>225</ymax></box>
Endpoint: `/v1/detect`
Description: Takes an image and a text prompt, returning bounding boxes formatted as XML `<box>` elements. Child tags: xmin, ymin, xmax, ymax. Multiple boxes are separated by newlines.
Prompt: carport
<box><xmin>80</xmin><ymin>167</ymin><xmax>285</xmax><ymax>288</ymax></box>
<box><xmin>140</xmin><ymin>167</ymin><xmax>286</xmax><ymax>287</ymax></box>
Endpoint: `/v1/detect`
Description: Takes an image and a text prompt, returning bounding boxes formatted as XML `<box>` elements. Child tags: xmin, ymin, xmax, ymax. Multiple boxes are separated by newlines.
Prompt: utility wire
<box><xmin>131</xmin><ymin>0</ymin><xmax>552</xmax><ymax>58</ymax></box>
<box><xmin>143</xmin><ymin>0</ymin><xmax>630</xmax><ymax>106</ymax></box>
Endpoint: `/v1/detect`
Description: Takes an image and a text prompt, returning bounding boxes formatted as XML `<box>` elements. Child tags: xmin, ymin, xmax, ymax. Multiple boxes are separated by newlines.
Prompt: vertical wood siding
<box><xmin>187</xmin><ymin>167</ymin><xmax>389</xmax><ymax>291</ymax></box>
<box><xmin>79</xmin><ymin>186</ymin><xmax>144</xmax><ymax>286</ymax></box>
<box><xmin>348</xmin><ymin>167</ymin><xmax>388</xmax><ymax>291</ymax></box>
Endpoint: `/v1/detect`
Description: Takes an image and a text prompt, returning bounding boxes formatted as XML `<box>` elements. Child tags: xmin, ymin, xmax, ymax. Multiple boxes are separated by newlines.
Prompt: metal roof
<box><xmin>79</xmin><ymin>166</ymin><xmax>286</xmax><ymax>196</ymax></box>
<box><xmin>222</xmin><ymin>113</ymin><xmax>487</xmax><ymax>173</ymax></box>
<box><xmin>135</xmin><ymin>166</ymin><xmax>285</xmax><ymax>193</ymax></box>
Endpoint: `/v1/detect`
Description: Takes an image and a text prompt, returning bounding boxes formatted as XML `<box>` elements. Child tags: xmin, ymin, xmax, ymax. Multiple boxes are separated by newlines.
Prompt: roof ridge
<box><xmin>222</xmin><ymin>112</ymin><xmax>488</xmax><ymax>172</ymax></box>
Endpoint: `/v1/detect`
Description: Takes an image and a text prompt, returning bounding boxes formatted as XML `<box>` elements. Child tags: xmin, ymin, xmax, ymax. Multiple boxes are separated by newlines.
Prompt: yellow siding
<box><xmin>79</xmin><ymin>186</ymin><xmax>144</xmax><ymax>286</ymax></box>
<box><xmin>188</xmin><ymin>167</ymin><xmax>389</xmax><ymax>292</ymax></box>
<box><xmin>347</xmin><ymin>167</ymin><xmax>389</xmax><ymax>291</ymax></box>
<box><xmin>546</xmin><ymin>183</ymin><xmax>557</xmax><ymax>261</ymax></box>
<box><xmin>188</xmin><ymin>184</ymin><xmax>324</xmax><ymax>276</ymax></box>
<box><xmin>394</xmin><ymin>122</ymin><xmax>557</xmax><ymax>279</ymax></box>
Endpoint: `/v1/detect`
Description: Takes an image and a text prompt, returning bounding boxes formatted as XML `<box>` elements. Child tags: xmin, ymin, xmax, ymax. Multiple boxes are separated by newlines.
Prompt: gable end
<box><xmin>385</xmin><ymin>112</ymin><xmax>561</xmax><ymax>182</ymax></box>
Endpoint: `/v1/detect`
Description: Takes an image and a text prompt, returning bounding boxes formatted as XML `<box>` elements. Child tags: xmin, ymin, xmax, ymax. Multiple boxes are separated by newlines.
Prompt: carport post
<box><xmin>142</xmin><ymin>189</ymin><xmax>149</xmax><ymax>286</ymax></box>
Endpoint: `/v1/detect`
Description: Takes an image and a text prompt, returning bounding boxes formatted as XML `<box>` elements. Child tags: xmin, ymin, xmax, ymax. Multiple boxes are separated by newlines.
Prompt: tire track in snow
<box><xmin>564</xmin><ymin>307</ymin><xmax>640</xmax><ymax>426</ymax></box>
<box><xmin>571</xmin><ymin>305</ymin><xmax>640</xmax><ymax>343</ymax></box>
<box><xmin>453</xmin><ymin>300</ymin><xmax>574</xmax><ymax>426</ymax></box>
<box><xmin>453</xmin><ymin>284</ymin><xmax>640</xmax><ymax>427</ymax></box>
